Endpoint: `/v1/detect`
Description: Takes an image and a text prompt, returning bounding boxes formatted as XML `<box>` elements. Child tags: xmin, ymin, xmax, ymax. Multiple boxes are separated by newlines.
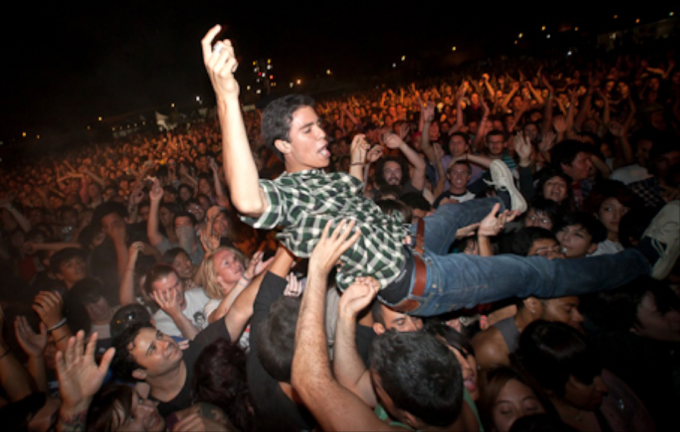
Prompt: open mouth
<box><xmin>319</xmin><ymin>145</ymin><xmax>331</xmax><ymax>158</ymax></box>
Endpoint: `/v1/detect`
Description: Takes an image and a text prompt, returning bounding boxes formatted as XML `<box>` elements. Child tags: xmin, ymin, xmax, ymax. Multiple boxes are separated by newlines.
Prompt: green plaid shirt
<box><xmin>242</xmin><ymin>169</ymin><xmax>409</xmax><ymax>291</ymax></box>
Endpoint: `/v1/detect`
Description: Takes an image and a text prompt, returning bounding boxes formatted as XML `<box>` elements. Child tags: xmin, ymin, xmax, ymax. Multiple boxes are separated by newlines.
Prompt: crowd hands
<box><xmin>0</xmin><ymin>25</ymin><xmax>678</xmax><ymax>432</ymax></box>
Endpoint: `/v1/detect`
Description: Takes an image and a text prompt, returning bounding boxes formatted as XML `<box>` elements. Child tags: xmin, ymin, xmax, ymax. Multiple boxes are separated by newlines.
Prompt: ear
<box><xmin>274</xmin><ymin>139</ymin><xmax>292</xmax><ymax>157</ymax></box>
<box><xmin>587</xmin><ymin>243</ymin><xmax>599</xmax><ymax>255</ymax></box>
<box><xmin>372</xmin><ymin>323</ymin><xmax>386</xmax><ymax>335</ymax></box>
<box><xmin>132</xmin><ymin>369</ymin><xmax>147</xmax><ymax>381</ymax></box>
<box><xmin>523</xmin><ymin>297</ymin><xmax>541</xmax><ymax>315</ymax></box>
<box><xmin>402</xmin><ymin>411</ymin><xmax>423</xmax><ymax>430</ymax></box>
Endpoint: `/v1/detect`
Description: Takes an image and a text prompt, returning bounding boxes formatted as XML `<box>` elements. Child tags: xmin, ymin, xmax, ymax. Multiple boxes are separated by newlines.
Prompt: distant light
<box><xmin>671</xmin><ymin>12</ymin><xmax>675</xmax><ymax>17</ymax></box>
<box><xmin>547</xmin><ymin>34</ymin><xmax>551</xmax><ymax>39</ymax></box>
<box><xmin>514</xmin><ymin>40</ymin><xmax>518</xmax><ymax>45</ymax></box>
<box><xmin>87</xmin><ymin>126</ymin><xmax>91</xmax><ymax>130</ymax></box>
<box><xmin>171</xmin><ymin>103</ymin><xmax>175</xmax><ymax>108</ymax></box>
<box><xmin>22</xmin><ymin>132</ymin><xmax>26</xmax><ymax>137</ymax></box>
<box><xmin>614</xmin><ymin>15</ymin><xmax>618</xmax><ymax>19</ymax></box>
<box><xmin>269</xmin><ymin>75</ymin><xmax>274</xmax><ymax>80</ymax></box>
<box><xmin>401</xmin><ymin>55</ymin><xmax>406</xmax><ymax>61</ymax></box>
<box><xmin>196</xmin><ymin>96</ymin><xmax>201</xmax><ymax>102</ymax></box>
<box><xmin>252</xmin><ymin>61</ymin><xmax>257</xmax><ymax>66</ymax></box>
<box><xmin>247</xmin><ymin>85</ymin><xmax>251</xmax><ymax>91</ymax></box>
<box><xmin>253</xmin><ymin>68</ymin><xmax>258</xmax><ymax>72</ymax></box>
<box><xmin>392</xmin><ymin>63</ymin><xmax>396</xmax><ymax>68</ymax></box>
<box><xmin>574</xmin><ymin>27</ymin><xmax>579</xmax><ymax>31</ymax></box>
<box><xmin>541</xmin><ymin>25</ymin><xmax>546</xmax><ymax>31</ymax></box>
<box><xmin>296</xmin><ymin>79</ymin><xmax>302</xmax><ymax>85</ymax></box>
<box><xmin>290</xmin><ymin>82</ymin><xmax>294</xmax><ymax>88</ymax></box>
<box><xmin>518</xmin><ymin>33</ymin><xmax>523</xmax><ymax>38</ymax></box>
<box><xmin>266</xmin><ymin>64</ymin><xmax>271</xmax><ymax>70</ymax></box>
<box><xmin>326</xmin><ymin>69</ymin><xmax>332</xmax><ymax>75</ymax></box>
<box><xmin>636</xmin><ymin>18</ymin><xmax>640</xmax><ymax>24</ymax></box>
<box><xmin>36</xmin><ymin>135</ymin><xmax>40</xmax><ymax>139</ymax></box>
<box><xmin>267</xmin><ymin>59</ymin><xmax>271</xmax><ymax>64</ymax></box>
<box><xmin>256</xmin><ymin>89</ymin><xmax>261</xmax><ymax>94</ymax></box>
<box><xmin>272</xmin><ymin>82</ymin><xmax>276</xmax><ymax>87</ymax></box>
<box><xmin>98</xmin><ymin>117</ymin><xmax>103</xmax><ymax>121</ymax></box>
<box><xmin>567</xmin><ymin>51</ymin><xmax>572</xmax><ymax>56</ymax></box>
<box><xmin>452</xmin><ymin>46</ymin><xmax>457</xmax><ymax>51</ymax></box>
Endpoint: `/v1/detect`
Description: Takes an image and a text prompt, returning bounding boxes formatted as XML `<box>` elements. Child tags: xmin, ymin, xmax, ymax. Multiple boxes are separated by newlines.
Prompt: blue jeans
<box><xmin>387</xmin><ymin>198</ymin><xmax>651</xmax><ymax>316</ymax></box>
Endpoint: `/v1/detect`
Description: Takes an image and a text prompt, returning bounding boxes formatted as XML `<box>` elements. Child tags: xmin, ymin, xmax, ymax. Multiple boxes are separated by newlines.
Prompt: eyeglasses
<box><xmin>526</xmin><ymin>214</ymin><xmax>551</xmax><ymax>226</ymax></box>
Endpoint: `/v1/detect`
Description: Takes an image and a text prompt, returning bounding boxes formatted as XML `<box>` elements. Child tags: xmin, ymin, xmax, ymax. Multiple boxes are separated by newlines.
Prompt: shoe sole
<box><xmin>644</xmin><ymin>201</ymin><xmax>680</xmax><ymax>280</ymax></box>
<box><xmin>490</xmin><ymin>160</ymin><xmax>527</xmax><ymax>213</ymax></box>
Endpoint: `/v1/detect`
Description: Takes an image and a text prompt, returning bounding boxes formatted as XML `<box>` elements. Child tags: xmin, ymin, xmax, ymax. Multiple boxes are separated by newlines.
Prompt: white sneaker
<box><xmin>489</xmin><ymin>160</ymin><xmax>527</xmax><ymax>213</ymax></box>
<box><xmin>643</xmin><ymin>200</ymin><xmax>680</xmax><ymax>280</ymax></box>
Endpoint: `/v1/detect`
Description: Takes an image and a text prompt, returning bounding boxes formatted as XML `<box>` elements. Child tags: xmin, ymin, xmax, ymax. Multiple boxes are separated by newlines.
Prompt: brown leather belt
<box><xmin>392</xmin><ymin>219</ymin><xmax>427</xmax><ymax>313</ymax></box>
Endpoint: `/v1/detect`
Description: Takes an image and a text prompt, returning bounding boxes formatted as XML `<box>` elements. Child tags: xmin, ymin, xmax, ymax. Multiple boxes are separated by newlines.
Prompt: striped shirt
<box><xmin>241</xmin><ymin>170</ymin><xmax>409</xmax><ymax>291</ymax></box>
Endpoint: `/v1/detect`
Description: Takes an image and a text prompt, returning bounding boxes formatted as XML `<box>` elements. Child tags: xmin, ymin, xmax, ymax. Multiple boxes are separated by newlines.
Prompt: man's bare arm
<box><xmin>202</xmin><ymin>26</ymin><xmax>267</xmax><ymax>218</ymax></box>
<box><xmin>292</xmin><ymin>221</ymin><xmax>393</xmax><ymax>431</ymax></box>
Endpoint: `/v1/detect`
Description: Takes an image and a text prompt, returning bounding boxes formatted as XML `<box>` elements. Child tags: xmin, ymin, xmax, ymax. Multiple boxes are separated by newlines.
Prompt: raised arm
<box><xmin>147</xmin><ymin>178</ymin><xmax>165</xmax><ymax>247</ymax></box>
<box><xmin>202</xmin><ymin>26</ymin><xmax>267</xmax><ymax>218</ymax></box>
<box><xmin>384</xmin><ymin>133</ymin><xmax>427</xmax><ymax>191</ymax></box>
<box><xmin>333</xmin><ymin>278</ymin><xmax>380</xmax><ymax>407</ymax></box>
<box><xmin>291</xmin><ymin>220</ymin><xmax>391</xmax><ymax>431</ymax></box>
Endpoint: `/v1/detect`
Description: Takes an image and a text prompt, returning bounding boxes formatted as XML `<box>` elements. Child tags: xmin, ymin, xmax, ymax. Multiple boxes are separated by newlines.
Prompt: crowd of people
<box><xmin>0</xmin><ymin>24</ymin><xmax>679</xmax><ymax>431</ymax></box>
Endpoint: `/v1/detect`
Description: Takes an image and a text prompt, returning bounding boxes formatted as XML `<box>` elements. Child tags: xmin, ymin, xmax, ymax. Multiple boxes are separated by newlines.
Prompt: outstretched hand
<box><xmin>56</xmin><ymin>331</ymin><xmax>115</xmax><ymax>413</ymax></box>
<box><xmin>309</xmin><ymin>219</ymin><xmax>361</xmax><ymax>275</ymax></box>
<box><xmin>339</xmin><ymin>276</ymin><xmax>380</xmax><ymax>320</ymax></box>
<box><xmin>478</xmin><ymin>203</ymin><xmax>520</xmax><ymax>237</ymax></box>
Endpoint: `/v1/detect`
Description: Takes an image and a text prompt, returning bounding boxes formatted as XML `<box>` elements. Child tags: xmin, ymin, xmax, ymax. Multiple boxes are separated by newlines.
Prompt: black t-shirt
<box><xmin>248</xmin><ymin>272</ymin><xmax>316</xmax><ymax>432</ymax></box>
<box><xmin>154</xmin><ymin>318</ymin><xmax>231</xmax><ymax>417</ymax></box>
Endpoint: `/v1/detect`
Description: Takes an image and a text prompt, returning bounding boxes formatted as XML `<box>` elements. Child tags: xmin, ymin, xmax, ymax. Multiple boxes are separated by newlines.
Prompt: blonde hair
<box><xmin>197</xmin><ymin>246</ymin><xmax>248</xmax><ymax>300</ymax></box>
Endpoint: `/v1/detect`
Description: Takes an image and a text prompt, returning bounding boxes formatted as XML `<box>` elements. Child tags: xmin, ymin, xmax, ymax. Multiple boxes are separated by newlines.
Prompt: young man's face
<box><xmin>129</xmin><ymin>328</ymin><xmax>184</xmax><ymax>380</ymax></box>
<box><xmin>556</xmin><ymin>224</ymin><xmax>596</xmax><ymax>259</ymax></box>
<box><xmin>151</xmin><ymin>272</ymin><xmax>186</xmax><ymax>309</ymax></box>
<box><xmin>58</xmin><ymin>256</ymin><xmax>87</xmax><ymax>286</ymax></box>
<box><xmin>447</xmin><ymin>163</ymin><xmax>471</xmax><ymax>193</ymax></box>
<box><xmin>486</xmin><ymin>134</ymin><xmax>506</xmax><ymax>156</ymax></box>
<box><xmin>561</xmin><ymin>152</ymin><xmax>593</xmax><ymax>182</ymax></box>
<box><xmin>373</xmin><ymin>305</ymin><xmax>423</xmax><ymax>334</ymax></box>
<box><xmin>277</xmin><ymin>106</ymin><xmax>330</xmax><ymax>173</ymax></box>
<box><xmin>383</xmin><ymin>161</ymin><xmax>403</xmax><ymax>186</ymax></box>
<box><xmin>539</xmin><ymin>296</ymin><xmax>584</xmax><ymax>331</ymax></box>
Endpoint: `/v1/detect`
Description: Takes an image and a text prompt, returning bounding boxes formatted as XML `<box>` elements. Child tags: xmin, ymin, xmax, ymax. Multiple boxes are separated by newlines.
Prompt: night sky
<box><xmin>0</xmin><ymin>3</ymin><xmax>674</xmax><ymax>144</ymax></box>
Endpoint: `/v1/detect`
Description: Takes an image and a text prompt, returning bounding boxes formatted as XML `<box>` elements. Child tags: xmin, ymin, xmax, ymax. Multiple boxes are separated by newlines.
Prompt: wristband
<box><xmin>48</xmin><ymin>318</ymin><xmax>67</xmax><ymax>333</ymax></box>
<box><xmin>351</xmin><ymin>162</ymin><xmax>364</xmax><ymax>166</ymax></box>
<box><xmin>239</xmin><ymin>276</ymin><xmax>252</xmax><ymax>285</ymax></box>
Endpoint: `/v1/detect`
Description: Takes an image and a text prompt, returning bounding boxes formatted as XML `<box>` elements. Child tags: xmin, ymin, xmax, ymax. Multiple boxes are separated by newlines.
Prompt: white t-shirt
<box><xmin>153</xmin><ymin>288</ymin><xmax>210</xmax><ymax>338</ymax></box>
<box><xmin>590</xmin><ymin>239</ymin><xmax>624</xmax><ymax>257</ymax></box>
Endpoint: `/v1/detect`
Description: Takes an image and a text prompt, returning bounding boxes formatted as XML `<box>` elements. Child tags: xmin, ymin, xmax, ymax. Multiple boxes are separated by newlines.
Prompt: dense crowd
<box><xmin>0</xmin><ymin>26</ymin><xmax>679</xmax><ymax>431</ymax></box>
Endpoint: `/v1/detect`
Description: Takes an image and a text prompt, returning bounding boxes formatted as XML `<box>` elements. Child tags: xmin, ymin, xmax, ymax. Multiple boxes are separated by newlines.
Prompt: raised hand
<box><xmin>350</xmin><ymin>134</ymin><xmax>370</xmax><ymax>163</ymax></box>
<box><xmin>149</xmin><ymin>178</ymin><xmax>164</xmax><ymax>202</ymax></box>
<box><xmin>478</xmin><ymin>203</ymin><xmax>520</xmax><ymax>237</ymax></box>
<box><xmin>15</xmin><ymin>316</ymin><xmax>48</xmax><ymax>358</ymax></box>
<box><xmin>244</xmin><ymin>248</ymin><xmax>274</xmax><ymax>280</ymax></box>
<box><xmin>383</xmin><ymin>132</ymin><xmax>404</xmax><ymax>150</ymax></box>
<box><xmin>338</xmin><ymin>277</ymin><xmax>380</xmax><ymax>320</ymax></box>
<box><xmin>538</xmin><ymin>131</ymin><xmax>557</xmax><ymax>153</ymax></box>
<box><xmin>309</xmin><ymin>219</ymin><xmax>361</xmax><ymax>275</ymax></box>
<box><xmin>366</xmin><ymin>145</ymin><xmax>384</xmax><ymax>164</ymax></box>
<box><xmin>513</xmin><ymin>133</ymin><xmax>533</xmax><ymax>165</ymax></box>
<box><xmin>55</xmin><ymin>331</ymin><xmax>115</xmax><ymax>413</ymax></box>
<box><xmin>201</xmin><ymin>25</ymin><xmax>240</xmax><ymax>99</ymax></box>
<box><xmin>33</xmin><ymin>291</ymin><xmax>64</xmax><ymax>328</ymax></box>
<box><xmin>152</xmin><ymin>289</ymin><xmax>182</xmax><ymax>318</ymax></box>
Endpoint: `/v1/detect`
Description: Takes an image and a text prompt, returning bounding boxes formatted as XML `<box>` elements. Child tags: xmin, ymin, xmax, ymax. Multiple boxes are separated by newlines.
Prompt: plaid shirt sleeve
<box><xmin>240</xmin><ymin>179</ymin><xmax>288</xmax><ymax>229</ymax></box>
